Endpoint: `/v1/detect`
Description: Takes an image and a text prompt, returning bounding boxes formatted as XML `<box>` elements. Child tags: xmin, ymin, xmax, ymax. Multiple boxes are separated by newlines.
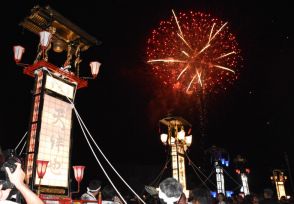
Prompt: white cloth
<box><xmin>81</xmin><ymin>192</ymin><xmax>97</xmax><ymax>204</ymax></box>
<box><xmin>102</xmin><ymin>201</ymin><xmax>115</xmax><ymax>204</ymax></box>
<box><xmin>158</xmin><ymin>188</ymin><xmax>181</xmax><ymax>204</ymax></box>
<box><xmin>81</xmin><ymin>192</ymin><xmax>97</xmax><ymax>201</ymax></box>
<box><xmin>0</xmin><ymin>201</ymin><xmax>18</xmax><ymax>204</ymax></box>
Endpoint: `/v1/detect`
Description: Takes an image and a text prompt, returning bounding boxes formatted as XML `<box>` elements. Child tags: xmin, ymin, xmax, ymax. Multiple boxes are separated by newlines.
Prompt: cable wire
<box><xmin>14</xmin><ymin>131</ymin><xmax>27</xmax><ymax>152</ymax></box>
<box><xmin>73</xmin><ymin>107</ymin><xmax>127</xmax><ymax>204</ymax></box>
<box><xmin>185</xmin><ymin>152</ymin><xmax>215</xmax><ymax>191</ymax></box>
<box><xmin>45</xmin><ymin>68</ymin><xmax>146</xmax><ymax>203</ymax></box>
<box><xmin>73</xmin><ymin>107</ymin><xmax>146</xmax><ymax>204</ymax></box>
<box><xmin>148</xmin><ymin>151</ymin><xmax>170</xmax><ymax>187</ymax></box>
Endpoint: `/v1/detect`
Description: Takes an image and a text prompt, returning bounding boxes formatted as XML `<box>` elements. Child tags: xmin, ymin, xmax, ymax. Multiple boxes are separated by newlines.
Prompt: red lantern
<box><xmin>13</xmin><ymin>45</ymin><xmax>25</xmax><ymax>63</ymax></box>
<box><xmin>39</xmin><ymin>31</ymin><xmax>52</xmax><ymax>48</ymax></box>
<box><xmin>73</xmin><ymin>166</ymin><xmax>85</xmax><ymax>183</ymax></box>
<box><xmin>89</xmin><ymin>61</ymin><xmax>101</xmax><ymax>78</ymax></box>
<box><xmin>235</xmin><ymin>169</ymin><xmax>240</xmax><ymax>174</ymax></box>
<box><xmin>36</xmin><ymin>160</ymin><xmax>49</xmax><ymax>179</ymax></box>
<box><xmin>70</xmin><ymin>166</ymin><xmax>86</xmax><ymax>198</ymax></box>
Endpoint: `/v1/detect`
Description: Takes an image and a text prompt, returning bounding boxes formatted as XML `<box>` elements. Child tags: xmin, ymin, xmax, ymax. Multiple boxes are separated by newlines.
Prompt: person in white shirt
<box><xmin>158</xmin><ymin>177</ymin><xmax>183</xmax><ymax>204</ymax></box>
<box><xmin>80</xmin><ymin>179</ymin><xmax>101</xmax><ymax>203</ymax></box>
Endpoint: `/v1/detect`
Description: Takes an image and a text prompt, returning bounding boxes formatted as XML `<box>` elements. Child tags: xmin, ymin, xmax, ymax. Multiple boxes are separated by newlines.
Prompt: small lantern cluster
<box><xmin>35</xmin><ymin>160</ymin><xmax>86</xmax><ymax>197</ymax></box>
<box><xmin>160</xmin><ymin>126</ymin><xmax>192</xmax><ymax>147</ymax></box>
<box><xmin>235</xmin><ymin>168</ymin><xmax>250</xmax><ymax>175</ymax></box>
<box><xmin>13</xmin><ymin>30</ymin><xmax>101</xmax><ymax>79</ymax></box>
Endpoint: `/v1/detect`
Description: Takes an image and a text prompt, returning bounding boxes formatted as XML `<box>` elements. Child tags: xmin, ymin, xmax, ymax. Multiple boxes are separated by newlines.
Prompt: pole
<box><xmin>284</xmin><ymin>152</ymin><xmax>294</xmax><ymax>195</ymax></box>
<box><xmin>38</xmin><ymin>178</ymin><xmax>42</xmax><ymax>196</ymax></box>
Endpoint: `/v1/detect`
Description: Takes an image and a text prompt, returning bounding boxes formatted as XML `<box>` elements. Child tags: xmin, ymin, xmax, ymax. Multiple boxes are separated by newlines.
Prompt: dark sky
<box><xmin>0</xmin><ymin>0</ymin><xmax>293</xmax><ymax>197</ymax></box>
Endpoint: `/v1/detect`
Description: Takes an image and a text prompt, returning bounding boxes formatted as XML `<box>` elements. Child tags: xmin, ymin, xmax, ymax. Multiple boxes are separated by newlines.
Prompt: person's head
<box><xmin>102</xmin><ymin>184</ymin><xmax>116</xmax><ymax>201</ymax></box>
<box><xmin>87</xmin><ymin>179</ymin><xmax>101</xmax><ymax>197</ymax></box>
<box><xmin>263</xmin><ymin>188</ymin><xmax>273</xmax><ymax>199</ymax></box>
<box><xmin>158</xmin><ymin>177</ymin><xmax>183</xmax><ymax>204</ymax></box>
<box><xmin>280</xmin><ymin>196</ymin><xmax>288</xmax><ymax>203</ymax></box>
<box><xmin>177</xmin><ymin>193</ymin><xmax>187</xmax><ymax>204</ymax></box>
<box><xmin>191</xmin><ymin>187</ymin><xmax>212</xmax><ymax>204</ymax></box>
<box><xmin>252</xmin><ymin>194</ymin><xmax>260</xmax><ymax>204</ymax></box>
<box><xmin>217</xmin><ymin>192</ymin><xmax>226</xmax><ymax>201</ymax></box>
<box><xmin>236</xmin><ymin>193</ymin><xmax>244</xmax><ymax>203</ymax></box>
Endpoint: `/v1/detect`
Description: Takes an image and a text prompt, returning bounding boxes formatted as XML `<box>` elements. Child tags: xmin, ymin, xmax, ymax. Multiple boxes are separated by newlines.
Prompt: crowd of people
<box><xmin>75</xmin><ymin>176</ymin><xmax>294</xmax><ymax>204</ymax></box>
<box><xmin>0</xmin><ymin>157</ymin><xmax>293</xmax><ymax>204</ymax></box>
<box><xmin>143</xmin><ymin>177</ymin><xmax>294</xmax><ymax>204</ymax></box>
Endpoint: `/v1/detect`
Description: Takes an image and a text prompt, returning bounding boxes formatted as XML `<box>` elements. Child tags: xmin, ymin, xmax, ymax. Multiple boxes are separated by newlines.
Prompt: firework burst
<box><xmin>147</xmin><ymin>10</ymin><xmax>242</xmax><ymax>95</ymax></box>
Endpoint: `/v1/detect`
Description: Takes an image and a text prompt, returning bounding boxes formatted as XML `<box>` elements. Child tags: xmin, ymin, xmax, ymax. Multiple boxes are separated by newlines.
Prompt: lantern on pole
<box><xmin>36</xmin><ymin>160</ymin><xmax>49</xmax><ymax>196</ymax></box>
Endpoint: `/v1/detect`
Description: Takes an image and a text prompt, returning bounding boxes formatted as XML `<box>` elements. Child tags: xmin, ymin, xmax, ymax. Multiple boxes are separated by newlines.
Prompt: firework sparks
<box><xmin>147</xmin><ymin>10</ymin><xmax>242</xmax><ymax>94</ymax></box>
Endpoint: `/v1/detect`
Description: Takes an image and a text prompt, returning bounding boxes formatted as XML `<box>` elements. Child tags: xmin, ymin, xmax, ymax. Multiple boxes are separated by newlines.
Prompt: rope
<box><xmin>19</xmin><ymin>141</ymin><xmax>27</xmax><ymax>156</ymax></box>
<box><xmin>148</xmin><ymin>150</ymin><xmax>170</xmax><ymax>187</ymax></box>
<box><xmin>73</xmin><ymin>108</ymin><xmax>146</xmax><ymax>204</ymax></box>
<box><xmin>14</xmin><ymin>131</ymin><xmax>27</xmax><ymax>152</ymax></box>
<box><xmin>185</xmin><ymin>152</ymin><xmax>216</xmax><ymax>188</ymax></box>
<box><xmin>73</xmin><ymin>107</ymin><xmax>127</xmax><ymax>204</ymax></box>
<box><xmin>185</xmin><ymin>153</ymin><xmax>214</xmax><ymax>191</ymax></box>
<box><xmin>45</xmin><ymin>68</ymin><xmax>145</xmax><ymax>204</ymax></box>
<box><xmin>222</xmin><ymin>167</ymin><xmax>242</xmax><ymax>188</ymax></box>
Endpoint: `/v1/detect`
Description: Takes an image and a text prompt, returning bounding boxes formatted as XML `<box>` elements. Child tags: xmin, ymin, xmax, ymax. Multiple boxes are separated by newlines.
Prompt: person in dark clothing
<box><xmin>190</xmin><ymin>187</ymin><xmax>213</xmax><ymax>204</ymax></box>
<box><xmin>260</xmin><ymin>188</ymin><xmax>279</xmax><ymax>204</ymax></box>
<box><xmin>101</xmin><ymin>184</ymin><xmax>123</xmax><ymax>204</ymax></box>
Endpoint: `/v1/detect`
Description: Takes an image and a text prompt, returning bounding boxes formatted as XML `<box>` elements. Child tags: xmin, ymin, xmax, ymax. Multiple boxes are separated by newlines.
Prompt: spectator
<box><xmin>178</xmin><ymin>193</ymin><xmax>187</xmax><ymax>204</ymax></box>
<box><xmin>0</xmin><ymin>162</ymin><xmax>44</xmax><ymax>204</ymax></box>
<box><xmin>101</xmin><ymin>184</ymin><xmax>123</xmax><ymax>204</ymax></box>
<box><xmin>279</xmin><ymin>196</ymin><xmax>288</xmax><ymax>204</ymax></box>
<box><xmin>260</xmin><ymin>188</ymin><xmax>278</xmax><ymax>204</ymax></box>
<box><xmin>81</xmin><ymin>179</ymin><xmax>102</xmax><ymax>203</ymax></box>
<box><xmin>190</xmin><ymin>187</ymin><xmax>212</xmax><ymax>204</ymax></box>
<box><xmin>158</xmin><ymin>177</ymin><xmax>183</xmax><ymax>204</ymax></box>
<box><xmin>216</xmin><ymin>192</ymin><xmax>226</xmax><ymax>204</ymax></box>
<box><xmin>252</xmin><ymin>193</ymin><xmax>260</xmax><ymax>204</ymax></box>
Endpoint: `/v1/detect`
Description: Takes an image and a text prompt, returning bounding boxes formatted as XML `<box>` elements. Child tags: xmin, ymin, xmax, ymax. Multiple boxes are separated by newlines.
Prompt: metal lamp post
<box><xmin>271</xmin><ymin>169</ymin><xmax>288</xmax><ymax>200</ymax></box>
<box><xmin>234</xmin><ymin>154</ymin><xmax>250</xmax><ymax>196</ymax></box>
<box><xmin>205</xmin><ymin>145</ymin><xmax>229</xmax><ymax>195</ymax></box>
<box><xmin>12</xmin><ymin>4</ymin><xmax>102</xmax><ymax>199</ymax></box>
<box><xmin>70</xmin><ymin>165</ymin><xmax>85</xmax><ymax>198</ymax></box>
<box><xmin>159</xmin><ymin>115</ymin><xmax>192</xmax><ymax>197</ymax></box>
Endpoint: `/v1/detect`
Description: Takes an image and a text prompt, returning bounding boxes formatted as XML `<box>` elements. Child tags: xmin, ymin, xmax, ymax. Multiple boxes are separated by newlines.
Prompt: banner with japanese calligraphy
<box><xmin>34</xmin><ymin>93</ymin><xmax>72</xmax><ymax>188</ymax></box>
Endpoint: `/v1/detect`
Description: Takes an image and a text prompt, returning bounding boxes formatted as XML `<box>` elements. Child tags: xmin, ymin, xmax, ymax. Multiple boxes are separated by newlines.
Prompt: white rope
<box><xmin>14</xmin><ymin>131</ymin><xmax>27</xmax><ymax>151</ymax></box>
<box><xmin>45</xmin><ymin>69</ymin><xmax>145</xmax><ymax>203</ymax></box>
<box><xmin>19</xmin><ymin>140</ymin><xmax>27</xmax><ymax>156</ymax></box>
<box><xmin>185</xmin><ymin>152</ymin><xmax>215</xmax><ymax>190</ymax></box>
<box><xmin>74</xmin><ymin>108</ymin><xmax>146</xmax><ymax>204</ymax></box>
<box><xmin>73</xmin><ymin>107</ymin><xmax>127</xmax><ymax>204</ymax></box>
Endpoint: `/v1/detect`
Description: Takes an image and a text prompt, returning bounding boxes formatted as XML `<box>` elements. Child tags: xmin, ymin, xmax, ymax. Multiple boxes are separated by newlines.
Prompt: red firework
<box><xmin>147</xmin><ymin>10</ymin><xmax>242</xmax><ymax>94</ymax></box>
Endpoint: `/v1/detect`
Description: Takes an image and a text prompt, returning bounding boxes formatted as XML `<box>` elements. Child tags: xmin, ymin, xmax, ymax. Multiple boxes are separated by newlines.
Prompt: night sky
<box><xmin>0</xmin><ymin>0</ymin><xmax>293</xmax><ymax>197</ymax></box>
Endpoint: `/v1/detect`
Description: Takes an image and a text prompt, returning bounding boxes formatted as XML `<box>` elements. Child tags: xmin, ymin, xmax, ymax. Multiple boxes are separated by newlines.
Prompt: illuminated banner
<box><xmin>171</xmin><ymin>144</ymin><xmax>187</xmax><ymax>192</ymax></box>
<box><xmin>34</xmin><ymin>93</ymin><xmax>72</xmax><ymax>187</ymax></box>
<box><xmin>24</xmin><ymin>68</ymin><xmax>77</xmax><ymax>195</ymax></box>
<box><xmin>45</xmin><ymin>75</ymin><xmax>75</xmax><ymax>99</ymax></box>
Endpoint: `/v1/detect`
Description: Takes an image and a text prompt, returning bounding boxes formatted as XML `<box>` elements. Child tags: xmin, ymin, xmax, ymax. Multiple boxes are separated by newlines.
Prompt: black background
<box><xmin>0</xmin><ymin>0</ymin><xmax>293</xmax><ymax>198</ymax></box>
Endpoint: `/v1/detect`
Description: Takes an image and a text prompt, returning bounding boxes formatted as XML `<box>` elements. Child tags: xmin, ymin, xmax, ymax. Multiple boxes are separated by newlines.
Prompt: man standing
<box><xmin>158</xmin><ymin>177</ymin><xmax>183</xmax><ymax>204</ymax></box>
<box><xmin>81</xmin><ymin>179</ymin><xmax>102</xmax><ymax>203</ymax></box>
<box><xmin>260</xmin><ymin>188</ymin><xmax>279</xmax><ymax>204</ymax></box>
